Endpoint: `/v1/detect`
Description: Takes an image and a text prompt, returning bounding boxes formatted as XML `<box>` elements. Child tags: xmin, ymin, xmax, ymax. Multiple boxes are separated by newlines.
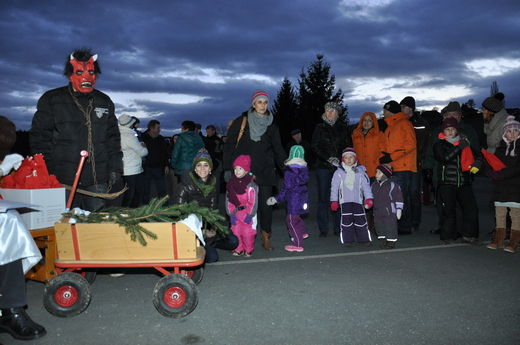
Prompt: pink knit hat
<box><xmin>233</xmin><ymin>155</ymin><xmax>251</xmax><ymax>172</ymax></box>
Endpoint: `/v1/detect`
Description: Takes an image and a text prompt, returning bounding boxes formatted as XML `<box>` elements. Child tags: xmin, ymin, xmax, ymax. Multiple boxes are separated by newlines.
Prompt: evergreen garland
<box><xmin>61</xmin><ymin>196</ymin><xmax>228</xmax><ymax>246</ymax></box>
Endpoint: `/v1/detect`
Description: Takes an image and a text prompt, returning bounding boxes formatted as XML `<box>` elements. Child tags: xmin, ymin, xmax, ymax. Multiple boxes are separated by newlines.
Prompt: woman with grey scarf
<box><xmin>223</xmin><ymin>90</ymin><xmax>287</xmax><ymax>250</ymax></box>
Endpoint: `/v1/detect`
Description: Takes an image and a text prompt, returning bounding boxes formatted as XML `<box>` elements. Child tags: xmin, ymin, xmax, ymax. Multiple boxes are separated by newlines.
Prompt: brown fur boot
<box><xmin>504</xmin><ymin>229</ymin><xmax>520</xmax><ymax>253</ymax></box>
<box><xmin>487</xmin><ymin>228</ymin><xmax>506</xmax><ymax>249</ymax></box>
<box><xmin>261</xmin><ymin>230</ymin><xmax>274</xmax><ymax>250</ymax></box>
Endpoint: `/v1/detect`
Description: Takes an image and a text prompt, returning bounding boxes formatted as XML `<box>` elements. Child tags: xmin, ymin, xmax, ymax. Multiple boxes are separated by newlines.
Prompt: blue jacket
<box><xmin>171</xmin><ymin>131</ymin><xmax>205</xmax><ymax>175</ymax></box>
<box><xmin>274</xmin><ymin>158</ymin><xmax>309</xmax><ymax>215</ymax></box>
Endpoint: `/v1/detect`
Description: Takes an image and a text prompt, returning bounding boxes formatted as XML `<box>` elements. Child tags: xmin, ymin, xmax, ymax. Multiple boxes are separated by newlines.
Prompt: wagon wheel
<box><xmin>153</xmin><ymin>274</ymin><xmax>198</xmax><ymax>318</ymax></box>
<box><xmin>181</xmin><ymin>266</ymin><xmax>204</xmax><ymax>285</ymax></box>
<box><xmin>43</xmin><ymin>272</ymin><xmax>92</xmax><ymax>318</ymax></box>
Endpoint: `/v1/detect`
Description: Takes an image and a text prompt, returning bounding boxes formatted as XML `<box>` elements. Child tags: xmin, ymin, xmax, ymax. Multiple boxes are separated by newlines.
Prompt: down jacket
<box><xmin>29</xmin><ymin>84</ymin><xmax>123</xmax><ymax>186</ymax></box>
<box><xmin>383</xmin><ymin>112</ymin><xmax>417</xmax><ymax>173</ymax></box>
<box><xmin>120</xmin><ymin>126</ymin><xmax>148</xmax><ymax>176</ymax></box>
<box><xmin>352</xmin><ymin>112</ymin><xmax>386</xmax><ymax>178</ymax></box>
<box><xmin>311</xmin><ymin>118</ymin><xmax>352</xmax><ymax>170</ymax></box>
<box><xmin>433</xmin><ymin>134</ymin><xmax>483</xmax><ymax>187</ymax></box>
<box><xmin>171</xmin><ymin>170</ymin><xmax>217</xmax><ymax>210</ymax></box>
<box><xmin>330</xmin><ymin>164</ymin><xmax>373</xmax><ymax>205</ymax></box>
<box><xmin>171</xmin><ymin>131</ymin><xmax>205</xmax><ymax>176</ymax></box>
<box><xmin>273</xmin><ymin>158</ymin><xmax>309</xmax><ymax>215</ymax></box>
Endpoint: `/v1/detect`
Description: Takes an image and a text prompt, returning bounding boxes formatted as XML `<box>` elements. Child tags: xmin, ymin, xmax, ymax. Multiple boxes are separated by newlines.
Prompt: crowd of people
<box><xmin>1</xmin><ymin>48</ymin><xmax>519</xmax><ymax>341</ymax></box>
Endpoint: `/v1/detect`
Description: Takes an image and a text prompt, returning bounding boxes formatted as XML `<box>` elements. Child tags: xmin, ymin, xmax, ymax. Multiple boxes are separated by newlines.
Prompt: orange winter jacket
<box><xmin>383</xmin><ymin>112</ymin><xmax>417</xmax><ymax>172</ymax></box>
<box><xmin>352</xmin><ymin>112</ymin><xmax>386</xmax><ymax>178</ymax></box>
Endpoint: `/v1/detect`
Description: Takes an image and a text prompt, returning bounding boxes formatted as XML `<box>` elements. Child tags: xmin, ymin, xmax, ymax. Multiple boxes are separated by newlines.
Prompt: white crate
<box><xmin>0</xmin><ymin>188</ymin><xmax>66</xmax><ymax>230</ymax></box>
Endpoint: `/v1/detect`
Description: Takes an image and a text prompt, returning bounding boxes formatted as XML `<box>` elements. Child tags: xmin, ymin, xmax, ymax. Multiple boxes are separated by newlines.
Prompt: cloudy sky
<box><xmin>1</xmin><ymin>0</ymin><xmax>519</xmax><ymax>137</ymax></box>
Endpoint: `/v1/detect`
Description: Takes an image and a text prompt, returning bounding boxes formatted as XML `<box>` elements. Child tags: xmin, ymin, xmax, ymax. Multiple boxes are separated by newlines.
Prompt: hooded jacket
<box><xmin>120</xmin><ymin>125</ymin><xmax>148</xmax><ymax>176</ymax></box>
<box><xmin>273</xmin><ymin>158</ymin><xmax>309</xmax><ymax>215</ymax></box>
<box><xmin>383</xmin><ymin>112</ymin><xmax>417</xmax><ymax>172</ymax></box>
<box><xmin>171</xmin><ymin>131</ymin><xmax>205</xmax><ymax>176</ymax></box>
<box><xmin>352</xmin><ymin>112</ymin><xmax>386</xmax><ymax>178</ymax></box>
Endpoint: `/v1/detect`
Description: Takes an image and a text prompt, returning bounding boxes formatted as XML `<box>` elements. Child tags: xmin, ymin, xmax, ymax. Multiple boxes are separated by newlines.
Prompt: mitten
<box><xmin>330</xmin><ymin>201</ymin><xmax>339</xmax><ymax>211</ymax></box>
<box><xmin>396</xmin><ymin>209</ymin><xmax>402</xmax><ymax>220</ymax></box>
<box><xmin>0</xmin><ymin>153</ymin><xmax>23</xmax><ymax>176</ymax></box>
<box><xmin>327</xmin><ymin>157</ymin><xmax>340</xmax><ymax>166</ymax></box>
<box><xmin>364</xmin><ymin>199</ymin><xmax>373</xmax><ymax>209</ymax></box>
<box><xmin>487</xmin><ymin>170</ymin><xmax>503</xmax><ymax>181</ymax></box>
<box><xmin>244</xmin><ymin>215</ymin><xmax>253</xmax><ymax>224</ymax></box>
<box><xmin>229</xmin><ymin>214</ymin><xmax>237</xmax><ymax>225</ymax></box>
<box><xmin>266</xmin><ymin>197</ymin><xmax>277</xmax><ymax>205</ymax></box>
<box><xmin>379</xmin><ymin>152</ymin><xmax>392</xmax><ymax>164</ymax></box>
<box><xmin>108</xmin><ymin>171</ymin><xmax>121</xmax><ymax>187</ymax></box>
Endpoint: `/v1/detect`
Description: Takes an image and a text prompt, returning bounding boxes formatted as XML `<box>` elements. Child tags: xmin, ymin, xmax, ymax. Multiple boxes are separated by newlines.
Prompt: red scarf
<box><xmin>226</xmin><ymin>173</ymin><xmax>253</xmax><ymax>207</ymax></box>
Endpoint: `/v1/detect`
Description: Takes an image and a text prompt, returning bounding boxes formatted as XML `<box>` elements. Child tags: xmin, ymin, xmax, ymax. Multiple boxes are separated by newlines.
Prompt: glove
<box><xmin>327</xmin><ymin>157</ymin><xmax>340</xmax><ymax>166</ymax></box>
<box><xmin>266</xmin><ymin>197</ymin><xmax>277</xmax><ymax>206</ymax></box>
<box><xmin>457</xmin><ymin>138</ymin><xmax>470</xmax><ymax>149</ymax></box>
<box><xmin>364</xmin><ymin>199</ymin><xmax>373</xmax><ymax>209</ymax></box>
<box><xmin>470</xmin><ymin>166</ymin><xmax>479</xmax><ymax>174</ymax></box>
<box><xmin>0</xmin><ymin>153</ymin><xmax>24</xmax><ymax>176</ymax></box>
<box><xmin>108</xmin><ymin>171</ymin><xmax>121</xmax><ymax>187</ymax></box>
<box><xmin>224</xmin><ymin>170</ymin><xmax>232</xmax><ymax>182</ymax></box>
<box><xmin>244</xmin><ymin>215</ymin><xmax>253</xmax><ymax>224</ymax></box>
<box><xmin>331</xmin><ymin>201</ymin><xmax>339</xmax><ymax>212</ymax></box>
<box><xmin>379</xmin><ymin>152</ymin><xmax>392</xmax><ymax>164</ymax></box>
<box><xmin>487</xmin><ymin>170</ymin><xmax>503</xmax><ymax>181</ymax></box>
<box><xmin>396</xmin><ymin>209</ymin><xmax>402</xmax><ymax>220</ymax></box>
<box><xmin>229</xmin><ymin>214</ymin><xmax>237</xmax><ymax>226</ymax></box>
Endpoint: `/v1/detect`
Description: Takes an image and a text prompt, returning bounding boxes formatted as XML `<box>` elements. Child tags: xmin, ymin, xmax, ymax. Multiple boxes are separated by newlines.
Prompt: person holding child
<box><xmin>433</xmin><ymin>117</ymin><xmax>483</xmax><ymax>245</ymax></box>
<box><xmin>487</xmin><ymin>116</ymin><xmax>520</xmax><ymax>253</ymax></box>
<box><xmin>226</xmin><ymin>155</ymin><xmax>258</xmax><ymax>257</ymax></box>
<box><xmin>330</xmin><ymin>148</ymin><xmax>373</xmax><ymax>247</ymax></box>
<box><xmin>267</xmin><ymin>145</ymin><xmax>309</xmax><ymax>252</ymax></box>
<box><xmin>371</xmin><ymin>164</ymin><xmax>404</xmax><ymax>249</ymax></box>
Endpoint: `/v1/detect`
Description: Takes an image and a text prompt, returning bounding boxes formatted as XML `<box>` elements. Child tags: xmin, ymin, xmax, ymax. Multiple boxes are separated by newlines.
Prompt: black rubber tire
<box><xmin>153</xmin><ymin>274</ymin><xmax>198</xmax><ymax>318</ymax></box>
<box><xmin>77</xmin><ymin>269</ymin><xmax>97</xmax><ymax>284</ymax></box>
<box><xmin>43</xmin><ymin>272</ymin><xmax>92</xmax><ymax>318</ymax></box>
<box><xmin>181</xmin><ymin>266</ymin><xmax>204</xmax><ymax>285</ymax></box>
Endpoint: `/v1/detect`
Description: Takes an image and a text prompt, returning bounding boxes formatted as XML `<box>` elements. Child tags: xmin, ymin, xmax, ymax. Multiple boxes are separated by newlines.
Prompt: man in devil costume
<box><xmin>30</xmin><ymin>48</ymin><xmax>123</xmax><ymax>212</ymax></box>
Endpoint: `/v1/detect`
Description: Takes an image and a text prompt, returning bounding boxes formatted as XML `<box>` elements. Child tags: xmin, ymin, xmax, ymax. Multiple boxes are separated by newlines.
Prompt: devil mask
<box><xmin>69</xmin><ymin>54</ymin><xmax>97</xmax><ymax>93</ymax></box>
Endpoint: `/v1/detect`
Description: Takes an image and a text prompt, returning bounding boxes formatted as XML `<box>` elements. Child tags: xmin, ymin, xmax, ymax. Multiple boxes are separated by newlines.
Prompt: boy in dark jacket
<box><xmin>267</xmin><ymin>145</ymin><xmax>309</xmax><ymax>252</ymax></box>
<box><xmin>433</xmin><ymin>117</ymin><xmax>483</xmax><ymax>245</ymax></box>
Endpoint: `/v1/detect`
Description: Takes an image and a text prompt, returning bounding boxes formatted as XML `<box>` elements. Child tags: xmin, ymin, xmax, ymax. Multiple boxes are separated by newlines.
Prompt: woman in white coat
<box><xmin>119</xmin><ymin>115</ymin><xmax>148</xmax><ymax>207</ymax></box>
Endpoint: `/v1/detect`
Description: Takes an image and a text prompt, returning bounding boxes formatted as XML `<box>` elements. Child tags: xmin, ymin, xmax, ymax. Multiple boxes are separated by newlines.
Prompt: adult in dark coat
<box><xmin>172</xmin><ymin>150</ymin><xmax>238</xmax><ymax>263</ymax></box>
<box><xmin>311</xmin><ymin>102</ymin><xmax>352</xmax><ymax>237</ymax></box>
<box><xmin>223</xmin><ymin>90</ymin><xmax>286</xmax><ymax>250</ymax></box>
<box><xmin>29</xmin><ymin>48</ymin><xmax>123</xmax><ymax>212</ymax></box>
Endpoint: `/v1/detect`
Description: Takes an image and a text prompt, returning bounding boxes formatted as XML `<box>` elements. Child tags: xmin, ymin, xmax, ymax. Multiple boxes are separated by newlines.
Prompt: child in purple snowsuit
<box><xmin>330</xmin><ymin>148</ymin><xmax>374</xmax><ymax>247</ymax></box>
<box><xmin>267</xmin><ymin>145</ymin><xmax>309</xmax><ymax>252</ymax></box>
<box><xmin>371</xmin><ymin>163</ymin><xmax>404</xmax><ymax>249</ymax></box>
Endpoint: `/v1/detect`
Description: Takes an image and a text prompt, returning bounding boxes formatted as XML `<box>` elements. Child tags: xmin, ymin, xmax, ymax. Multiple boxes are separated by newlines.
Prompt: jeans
<box><xmin>205</xmin><ymin>233</ymin><xmax>239</xmax><ymax>263</ymax></box>
<box><xmin>393</xmin><ymin>170</ymin><xmax>413</xmax><ymax>232</ymax></box>
<box><xmin>409</xmin><ymin>167</ymin><xmax>423</xmax><ymax>227</ymax></box>
<box><xmin>316</xmin><ymin>169</ymin><xmax>341</xmax><ymax>234</ymax></box>
<box><xmin>142</xmin><ymin>167</ymin><xmax>168</xmax><ymax>205</ymax></box>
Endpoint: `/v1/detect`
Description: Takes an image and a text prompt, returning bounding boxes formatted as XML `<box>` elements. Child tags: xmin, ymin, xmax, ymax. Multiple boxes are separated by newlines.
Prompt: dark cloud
<box><xmin>1</xmin><ymin>0</ymin><xmax>519</xmax><ymax>136</ymax></box>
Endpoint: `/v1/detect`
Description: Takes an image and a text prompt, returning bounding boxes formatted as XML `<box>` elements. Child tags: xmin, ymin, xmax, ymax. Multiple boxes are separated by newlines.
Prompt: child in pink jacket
<box><xmin>226</xmin><ymin>155</ymin><xmax>259</xmax><ymax>257</ymax></box>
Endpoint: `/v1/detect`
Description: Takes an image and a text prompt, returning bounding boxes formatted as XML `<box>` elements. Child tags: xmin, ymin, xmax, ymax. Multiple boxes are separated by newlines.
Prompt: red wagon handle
<box><xmin>66</xmin><ymin>150</ymin><xmax>88</xmax><ymax>212</ymax></box>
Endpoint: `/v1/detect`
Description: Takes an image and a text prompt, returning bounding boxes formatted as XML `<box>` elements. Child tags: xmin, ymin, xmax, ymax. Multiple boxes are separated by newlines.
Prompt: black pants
<box><xmin>0</xmin><ymin>259</ymin><xmax>26</xmax><ymax>308</ymax></box>
<box><xmin>438</xmin><ymin>185</ymin><xmax>479</xmax><ymax>240</ymax></box>
<box><xmin>257</xmin><ymin>185</ymin><xmax>273</xmax><ymax>233</ymax></box>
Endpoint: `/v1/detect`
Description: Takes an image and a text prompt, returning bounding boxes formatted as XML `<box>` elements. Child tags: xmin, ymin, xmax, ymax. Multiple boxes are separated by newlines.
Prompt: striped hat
<box><xmin>192</xmin><ymin>148</ymin><xmax>213</xmax><ymax>170</ymax></box>
<box><xmin>377</xmin><ymin>163</ymin><xmax>393</xmax><ymax>178</ymax></box>
<box><xmin>252</xmin><ymin>89</ymin><xmax>269</xmax><ymax>105</ymax></box>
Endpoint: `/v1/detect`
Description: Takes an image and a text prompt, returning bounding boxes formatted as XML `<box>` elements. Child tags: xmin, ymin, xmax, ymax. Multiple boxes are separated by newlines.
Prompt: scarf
<box><xmin>248</xmin><ymin>109</ymin><xmax>273</xmax><ymax>142</ymax></box>
<box><xmin>504</xmin><ymin>137</ymin><xmax>519</xmax><ymax>157</ymax></box>
<box><xmin>341</xmin><ymin>163</ymin><xmax>357</xmax><ymax>190</ymax></box>
<box><xmin>226</xmin><ymin>173</ymin><xmax>254</xmax><ymax>207</ymax></box>
<box><xmin>189</xmin><ymin>172</ymin><xmax>215</xmax><ymax>198</ymax></box>
<box><xmin>321</xmin><ymin>114</ymin><xmax>338</xmax><ymax>127</ymax></box>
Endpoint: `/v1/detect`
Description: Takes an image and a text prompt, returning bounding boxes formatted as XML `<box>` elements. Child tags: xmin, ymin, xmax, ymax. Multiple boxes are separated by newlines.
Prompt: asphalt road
<box><xmin>3</xmin><ymin>174</ymin><xmax>520</xmax><ymax>345</ymax></box>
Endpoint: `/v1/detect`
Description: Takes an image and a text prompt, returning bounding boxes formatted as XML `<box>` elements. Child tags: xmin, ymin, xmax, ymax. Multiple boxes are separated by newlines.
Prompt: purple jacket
<box><xmin>274</xmin><ymin>159</ymin><xmax>309</xmax><ymax>215</ymax></box>
<box><xmin>371</xmin><ymin>176</ymin><xmax>404</xmax><ymax>225</ymax></box>
<box><xmin>330</xmin><ymin>163</ymin><xmax>373</xmax><ymax>205</ymax></box>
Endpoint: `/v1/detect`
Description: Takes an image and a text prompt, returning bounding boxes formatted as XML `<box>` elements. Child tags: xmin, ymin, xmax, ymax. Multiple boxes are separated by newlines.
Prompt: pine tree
<box><xmin>272</xmin><ymin>76</ymin><xmax>299</xmax><ymax>147</ymax></box>
<box><xmin>297</xmin><ymin>54</ymin><xmax>348</xmax><ymax>142</ymax></box>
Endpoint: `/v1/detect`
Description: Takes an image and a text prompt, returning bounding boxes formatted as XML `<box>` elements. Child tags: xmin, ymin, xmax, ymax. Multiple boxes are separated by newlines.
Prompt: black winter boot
<box><xmin>0</xmin><ymin>307</ymin><xmax>47</xmax><ymax>340</ymax></box>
